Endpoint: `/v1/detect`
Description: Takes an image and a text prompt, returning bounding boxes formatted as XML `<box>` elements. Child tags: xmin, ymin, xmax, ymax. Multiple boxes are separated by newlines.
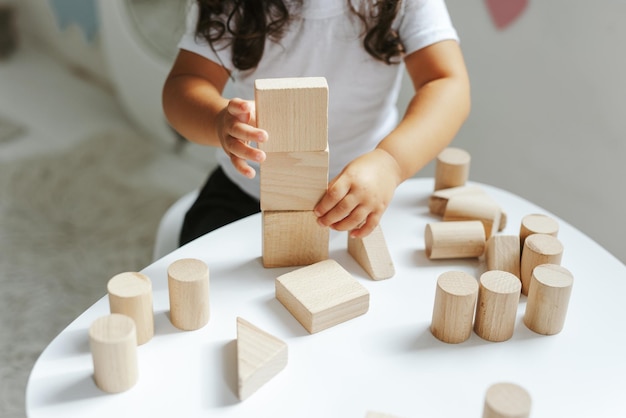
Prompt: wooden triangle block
<box><xmin>236</xmin><ymin>317</ymin><xmax>288</xmax><ymax>401</ymax></box>
<box><xmin>347</xmin><ymin>225</ymin><xmax>395</xmax><ymax>280</ymax></box>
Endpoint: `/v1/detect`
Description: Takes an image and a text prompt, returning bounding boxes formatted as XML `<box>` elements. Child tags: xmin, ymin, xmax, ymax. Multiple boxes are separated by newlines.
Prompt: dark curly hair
<box><xmin>195</xmin><ymin>0</ymin><xmax>405</xmax><ymax>71</ymax></box>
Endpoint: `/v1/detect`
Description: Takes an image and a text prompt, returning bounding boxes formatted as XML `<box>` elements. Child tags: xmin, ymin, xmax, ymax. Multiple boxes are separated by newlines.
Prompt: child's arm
<box><xmin>315</xmin><ymin>39</ymin><xmax>471</xmax><ymax>238</ymax></box>
<box><xmin>162</xmin><ymin>50</ymin><xmax>267</xmax><ymax>178</ymax></box>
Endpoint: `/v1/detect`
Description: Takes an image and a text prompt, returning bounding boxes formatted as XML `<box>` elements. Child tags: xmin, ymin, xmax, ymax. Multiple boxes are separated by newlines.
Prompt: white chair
<box><xmin>151</xmin><ymin>189</ymin><xmax>199</xmax><ymax>261</ymax></box>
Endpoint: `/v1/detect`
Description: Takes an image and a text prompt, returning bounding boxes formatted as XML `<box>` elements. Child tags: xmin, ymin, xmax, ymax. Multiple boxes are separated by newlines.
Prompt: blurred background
<box><xmin>0</xmin><ymin>0</ymin><xmax>624</xmax><ymax>417</ymax></box>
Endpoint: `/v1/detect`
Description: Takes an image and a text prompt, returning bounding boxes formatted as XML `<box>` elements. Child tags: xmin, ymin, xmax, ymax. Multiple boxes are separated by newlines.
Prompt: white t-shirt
<box><xmin>178</xmin><ymin>0</ymin><xmax>458</xmax><ymax>199</ymax></box>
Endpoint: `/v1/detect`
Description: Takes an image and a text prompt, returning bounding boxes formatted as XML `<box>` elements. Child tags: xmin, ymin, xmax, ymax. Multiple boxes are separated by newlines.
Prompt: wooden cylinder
<box><xmin>486</xmin><ymin>235</ymin><xmax>521</xmax><ymax>279</ymax></box>
<box><xmin>524</xmin><ymin>264</ymin><xmax>573</xmax><ymax>335</ymax></box>
<box><xmin>168</xmin><ymin>258</ymin><xmax>210</xmax><ymax>331</ymax></box>
<box><xmin>431</xmin><ymin>271</ymin><xmax>478</xmax><ymax>344</ymax></box>
<box><xmin>474</xmin><ymin>271</ymin><xmax>521</xmax><ymax>342</ymax></box>
<box><xmin>425</xmin><ymin>221</ymin><xmax>486</xmax><ymax>259</ymax></box>
<box><xmin>483</xmin><ymin>382</ymin><xmax>531</xmax><ymax>418</ymax></box>
<box><xmin>520</xmin><ymin>234</ymin><xmax>563</xmax><ymax>295</ymax></box>
<box><xmin>443</xmin><ymin>195</ymin><xmax>502</xmax><ymax>238</ymax></box>
<box><xmin>107</xmin><ymin>272</ymin><xmax>154</xmax><ymax>345</ymax></box>
<box><xmin>434</xmin><ymin>147</ymin><xmax>471</xmax><ymax>191</ymax></box>
<box><xmin>519</xmin><ymin>213</ymin><xmax>559</xmax><ymax>249</ymax></box>
<box><xmin>89</xmin><ymin>313</ymin><xmax>138</xmax><ymax>393</ymax></box>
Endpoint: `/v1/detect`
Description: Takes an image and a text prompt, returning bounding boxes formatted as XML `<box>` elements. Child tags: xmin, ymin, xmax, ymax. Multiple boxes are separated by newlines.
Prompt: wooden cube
<box><xmin>275</xmin><ymin>259</ymin><xmax>369</xmax><ymax>334</ymax></box>
<box><xmin>260</xmin><ymin>150</ymin><xmax>329</xmax><ymax>211</ymax></box>
<box><xmin>262</xmin><ymin>211</ymin><xmax>329</xmax><ymax>268</ymax></box>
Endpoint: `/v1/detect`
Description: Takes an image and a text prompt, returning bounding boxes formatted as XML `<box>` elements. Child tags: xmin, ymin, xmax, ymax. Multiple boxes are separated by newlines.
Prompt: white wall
<box><xmin>437</xmin><ymin>1</ymin><xmax>625</xmax><ymax>263</ymax></box>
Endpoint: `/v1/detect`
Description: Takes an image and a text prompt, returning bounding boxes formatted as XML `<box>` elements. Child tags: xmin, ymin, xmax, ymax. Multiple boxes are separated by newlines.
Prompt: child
<box><xmin>162</xmin><ymin>0</ymin><xmax>470</xmax><ymax>246</ymax></box>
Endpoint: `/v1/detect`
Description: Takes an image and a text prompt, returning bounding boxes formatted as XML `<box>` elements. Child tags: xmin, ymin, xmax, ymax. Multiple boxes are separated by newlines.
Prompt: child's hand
<box><xmin>216</xmin><ymin>98</ymin><xmax>268</xmax><ymax>178</ymax></box>
<box><xmin>314</xmin><ymin>149</ymin><xmax>401</xmax><ymax>238</ymax></box>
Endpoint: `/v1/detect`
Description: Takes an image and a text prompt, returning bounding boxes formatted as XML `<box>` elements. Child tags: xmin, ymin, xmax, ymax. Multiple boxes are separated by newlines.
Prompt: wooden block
<box><xmin>275</xmin><ymin>259</ymin><xmax>369</xmax><ymax>334</ymax></box>
<box><xmin>485</xmin><ymin>235</ymin><xmax>521</xmax><ymax>279</ymax></box>
<box><xmin>519</xmin><ymin>213</ymin><xmax>559</xmax><ymax>250</ymax></box>
<box><xmin>89</xmin><ymin>313</ymin><xmax>138</xmax><ymax>393</ymax></box>
<box><xmin>443</xmin><ymin>194</ymin><xmax>502</xmax><ymax>238</ymax></box>
<box><xmin>431</xmin><ymin>271</ymin><xmax>479</xmax><ymax>344</ymax></box>
<box><xmin>434</xmin><ymin>147</ymin><xmax>471</xmax><ymax>191</ymax></box>
<box><xmin>474</xmin><ymin>270</ymin><xmax>521</xmax><ymax>342</ymax></box>
<box><xmin>236</xmin><ymin>317</ymin><xmax>287</xmax><ymax>401</ymax></box>
<box><xmin>424</xmin><ymin>221</ymin><xmax>486</xmax><ymax>259</ymax></box>
<box><xmin>524</xmin><ymin>264</ymin><xmax>573</xmax><ymax>335</ymax></box>
<box><xmin>429</xmin><ymin>184</ymin><xmax>487</xmax><ymax>216</ymax></box>
<box><xmin>107</xmin><ymin>272</ymin><xmax>154</xmax><ymax>345</ymax></box>
<box><xmin>255</xmin><ymin>77</ymin><xmax>328</xmax><ymax>152</ymax></box>
<box><xmin>483</xmin><ymin>382</ymin><xmax>531</xmax><ymax>418</ymax></box>
<box><xmin>520</xmin><ymin>234</ymin><xmax>563</xmax><ymax>295</ymax></box>
<box><xmin>167</xmin><ymin>258</ymin><xmax>210</xmax><ymax>331</ymax></box>
<box><xmin>262</xmin><ymin>210</ymin><xmax>329</xmax><ymax>268</ymax></box>
<box><xmin>348</xmin><ymin>225</ymin><xmax>395</xmax><ymax>280</ymax></box>
<box><xmin>260</xmin><ymin>149</ymin><xmax>329</xmax><ymax>211</ymax></box>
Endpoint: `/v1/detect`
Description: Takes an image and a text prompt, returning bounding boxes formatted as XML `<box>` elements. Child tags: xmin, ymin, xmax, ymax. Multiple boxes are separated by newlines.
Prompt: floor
<box><xmin>0</xmin><ymin>39</ymin><xmax>212</xmax><ymax>418</ymax></box>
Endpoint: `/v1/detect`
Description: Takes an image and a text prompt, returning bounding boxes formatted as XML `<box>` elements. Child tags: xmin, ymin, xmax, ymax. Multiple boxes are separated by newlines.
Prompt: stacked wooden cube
<box><xmin>255</xmin><ymin>77</ymin><xmax>330</xmax><ymax>268</ymax></box>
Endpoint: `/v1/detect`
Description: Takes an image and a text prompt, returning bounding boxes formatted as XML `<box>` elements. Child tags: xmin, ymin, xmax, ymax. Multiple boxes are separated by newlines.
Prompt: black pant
<box><xmin>179</xmin><ymin>167</ymin><xmax>260</xmax><ymax>246</ymax></box>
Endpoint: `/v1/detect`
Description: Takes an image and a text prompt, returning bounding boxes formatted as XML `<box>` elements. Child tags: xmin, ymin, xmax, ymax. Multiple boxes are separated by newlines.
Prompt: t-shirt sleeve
<box><xmin>177</xmin><ymin>2</ymin><xmax>235</xmax><ymax>72</ymax></box>
<box><xmin>399</xmin><ymin>0</ymin><xmax>459</xmax><ymax>55</ymax></box>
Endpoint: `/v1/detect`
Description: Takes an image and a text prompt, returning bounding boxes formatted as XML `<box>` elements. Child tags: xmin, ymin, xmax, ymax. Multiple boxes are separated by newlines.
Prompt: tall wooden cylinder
<box><xmin>486</xmin><ymin>235</ymin><xmax>521</xmax><ymax>279</ymax></box>
<box><xmin>425</xmin><ymin>221</ymin><xmax>486</xmax><ymax>259</ymax></box>
<box><xmin>431</xmin><ymin>271</ymin><xmax>478</xmax><ymax>344</ymax></box>
<box><xmin>434</xmin><ymin>147</ymin><xmax>471</xmax><ymax>191</ymax></box>
<box><xmin>107</xmin><ymin>272</ymin><xmax>154</xmax><ymax>345</ymax></box>
<box><xmin>483</xmin><ymin>382</ymin><xmax>531</xmax><ymax>418</ymax></box>
<box><xmin>519</xmin><ymin>213</ymin><xmax>559</xmax><ymax>249</ymax></box>
<box><xmin>89</xmin><ymin>313</ymin><xmax>138</xmax><ymax>393</ymax></box>
<box><xmin>520</xmin><ymin>234</ymin><xmax>563</xmax><ymax>295</ymax></box>
<box><xmin>474</xmin><ymin>271</ymin><xmax>521</xmax><ymax>342</ymax></box>
<box><xmin>524</xmin><ymin>264</ymin><xmax>573</xmax><ymax>335</ymax></box>
<box><xmin>168</xmin><ymin>258</ymin><xmax>210</xmax><ymax>331</ymax></box>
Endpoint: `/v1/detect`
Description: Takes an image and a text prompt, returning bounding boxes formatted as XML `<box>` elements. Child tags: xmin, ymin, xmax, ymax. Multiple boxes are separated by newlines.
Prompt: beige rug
<box><xmin>0</xmin><ymin>130</ymin><xmax>182</xmax><ymax>417</ymax></box>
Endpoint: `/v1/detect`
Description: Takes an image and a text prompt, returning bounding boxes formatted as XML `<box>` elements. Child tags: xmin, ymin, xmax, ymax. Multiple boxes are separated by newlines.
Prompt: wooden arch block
<box><xmin>348</xmin><ymin>225</ymin><xmax>395</xmax><ymax>280</ymax></box>
<box><xmin>236</xmin><ymin>317</ymin><xmax>287</xmax><ymax>401</ymax></box>
<box><xmin>275</xmin><ymin>259</ymin><xmax>369</xmax><ymax>334</ymax></box>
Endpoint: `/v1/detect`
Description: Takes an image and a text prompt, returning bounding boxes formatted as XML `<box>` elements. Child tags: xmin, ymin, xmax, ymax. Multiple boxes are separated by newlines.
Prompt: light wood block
<box><xmin>255</xmin><ymin>77</ymin><xmax>328</xmax><ymax>153</ymax></box>
<box><xmin>474</xmin><ymin>271</ymin><xmax>521</xmax><ymax>342</ymax></box>
<box><xmin>429</xmin><ymin>184</ymin><xmax>487</xmax><ymax>216</ymax></box>
<box><xmin>236</xmin><ymin>317</ymin><xmax>287</xmax><ymax>401</ymax></box>
<box><xmin>167</xmin><ymin>258</ymin><xmax>210</xmax><ymax>331</ymax></box>
<box><xmin>260</xmin><ymin>149</ymin><xmax>329</xmax><ymax>211</ymax></box>
<box><xmin>107</xmin><ymin>272</ymin><xmax>154</xmax><ymax>345</ymax></box>
<box><xmin>519</xmin><ymin>213</ymin><xmax>559</xmax><ymax>250</ymax></box>
<box><xmin>524</xmin><ymin>264</ymin><xmax>574</xmax><ymax>335</ymax></box>
<box><xmin>89</xmin><ymin>313</ymin><xmax>138</xmax><ymax>393</ymax></box>
<box><xmin>434</xmin><ymin>147</ymin><xmax>471</xmax><ymax>191</ymax></box>
<box><xmin>348</xmin><ymin>225</ymin><xmax>395</xmax><ymax>280</ymax></box>
<box><xmin>483</xmin><ymin>382</ymin><xmax>531</xmax><ymax>418</ymax></box>
<box><xmin>486</xmin><ymin>235</ymin><xmax>521</xmax><ymax>279</ymax></box>
<box><xmin>443</xmin><ymin>194</ymin><xmax>502</xmax><ymax>238</ymax></box>
<box><xmin>431</xmin><ymin>271</ymin><xmax>479</xmax><ymax>344</ymax></box>
<box><xmin>520</xmin><ymin>234</ymin><xmax>563</xmax><ymax>295</ymax></box>
<box><xmin>262</xmin><ymin>210</ymin><xmax>329</xmax><ymax>268</ymax></box>
<box><xmin>275</xmin><ymin>259</ymin><xmax>369</xmax><ymax>334</ymax></box>
<box><xmin>425</xmin><ymin>221</ymin><xmax>486</xmax><ymax>259</ymax></box>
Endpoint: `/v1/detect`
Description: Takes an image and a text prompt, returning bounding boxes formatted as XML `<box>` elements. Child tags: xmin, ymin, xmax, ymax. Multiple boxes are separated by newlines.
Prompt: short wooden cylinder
<box><xmin>443</xmin><ymin>195</ymin><xmax>501</xmax><ymax>238</ymax></box>
<box><xmin>168</xmin><ymin>258</ymin><xmax>210</xmax><ymax>331</ymax></box>
<box><xmin>431</xmin><ymin>271</ymin><xmax>478</xmax><ymax>344</ymax></box>
<box><xmin>519</xmin><ymin>213</ymin><xmax>559</xmax><ymax>249</ymax></box>
<box><xmin>107</xmin><ymin>272</ymin><xmax>154</xmax><ymax>345</ymax></box>
<box><xmin>483</xmin><ymin>382</ymin><xmax>531</xmax><ymax>418</ymax></box>
<box><xmin>520</xmin><ymin>234</ymin><xmax>563</xmax><ymax>295</ymax></box>
<box><xmin>425</xmin><ymin>221</ymin><xmax>486</xmax><ymax>259</ymax></box>
<box><xmin>89</xmin><ymin>314</ymin><xmax>138</xmax><ymax>393</ymax></box>
<box><xmin>434</xmin><ymin>147</ymin><xmax>471</xmax><ymax>191</ymax></box>
<box><xmin>524</xmin><ymin>264</ymin><xmax>573</xmax><ymax>335</ymax></box>
<box><xmin>486</xmin><ymin>235</ymin><xmax>521</xmax><ymax>279</ymax></box>
<box><xmin>474</xmin><ymin>271</ymin><xmax>521</xmax><ymax>342</ymax></box>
